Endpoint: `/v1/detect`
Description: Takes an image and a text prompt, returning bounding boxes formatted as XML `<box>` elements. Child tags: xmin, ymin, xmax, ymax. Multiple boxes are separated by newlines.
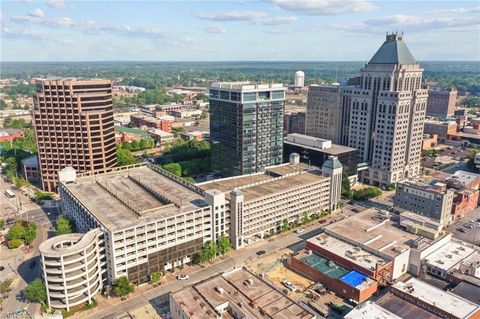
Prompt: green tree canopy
<box><xmin>162</xmin><ymin>163</ymin><xmax>182</xmax><ymax>176</ymax></box>
<box><xmin>217</xmin><ymin>234</ymin><xmax>231</xmax><ymax>255</ymax></box>
<box><xmin>56</xmin><ymin>216</ymin><xmax>75</xmax><ymax>236</ymax></box>
<box><xmin>24</xmin><ymin>223</ymin><xmax>37</xmax><ymax>245</ymax></box>
<box><xmin>112</xmin><ymin>276</ymin><xmax>134</xmax><ymax>297</ymax></box>
<box><xmin>24</xmin><ymin>279</ymin><xmax>47</xmax><ymax>305</ymax></box>
<box><xmin>116</xmin><ymin>147</ymin><xmax>136</xmax><ymax>166</ymax></box>
<box><xmin>150</xmin><ymin>272</ymin><xmax>161</xmax><ymax>283</ymax></box>
<box><xmin>8</xmin><ymin>224</ymin><xmax>26</xmax><ymax>240</ymax></box>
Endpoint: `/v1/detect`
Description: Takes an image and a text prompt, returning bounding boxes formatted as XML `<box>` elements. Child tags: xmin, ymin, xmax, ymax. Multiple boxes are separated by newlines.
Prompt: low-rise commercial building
<box><xmin>446</xmin><ymin>170</ymin><xmax>480</xmax><ymax>191</ymax></box>
<box><xmin>422</xmin><ymin>134</ymin><xmax>438</xmax><ymax>150</ymax></box>
<box><xmin>452</xmin><ymin>189</ymin><xmax>479</xmax><ymax>220</ymax></box>
<box><xmin>198</xmin><ymin>155</ymin><xmax>343</xmax><ymax>249</ymax></box>
<box><xmin>424</xmin><ymin>120</ymin><xmax>457</xmax><ymax>140</ymax></box>
<box><xmin>0</xmin><ymin>128</ymin><xmax>24</xmax><ymax>142</ymax></box>
<box><xmin>283</xmin><ymin>133</ymin><xmax>361</xmax><ymax>182</ymax></box>
<box><xmin>393</xmin><ymin>181</ymin><xmax>455</xmax><ymax>227</ymax></box>
<box><xmin>170</xmin><ymin>268</ymin><xmax>318</xmax><ymax>319</ymax></box>
<box><xmin>170</xmin><ymin>108</ymin><xmax>202</xmax><ymax>119</ymax></box>
<box><xmin>39</xmin><ymin>229</ymin><xmax>106</xmax><ymax>311</ymax></box>
<box><xmin>21</xmin><ymin>155</ymin><xmax>40</xmax><ymax>184</ymax></box>
<box><xmin>345</xmin><ymin>301</ymin><xmax>401</xmax><ymax>319</ymax></box>
<box><xmin>146</xmin><ymin>128</ymin><xmax>175</xmax><ymax>145</ymax></box>
<box><xmin>391</xmin><ymin>278</ymin><xmax>480</xmax><ymax>319</ymax></box>
<box><xmin>180</xmin><ymin>131</ymin><xmax>209</xmax><ymax>141</ymax></box>
<box><xmin>130</xmin><ymin>114</ymin><xmax>171</xmax><ymax>131</ymax></box>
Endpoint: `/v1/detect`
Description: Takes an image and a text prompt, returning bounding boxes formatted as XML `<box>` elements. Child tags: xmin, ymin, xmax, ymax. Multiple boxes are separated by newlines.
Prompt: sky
<box><xmin>1</xmin><ymin>0</ymin><xmax>479</xmax><ymax>61</ymax></box>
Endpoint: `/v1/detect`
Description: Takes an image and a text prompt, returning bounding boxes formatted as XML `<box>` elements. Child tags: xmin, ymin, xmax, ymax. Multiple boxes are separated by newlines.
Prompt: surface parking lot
<box><xmin>421</xmin><ymin>145</ymin><xmax>471</xmax><ymax>170</ymax></box>
<box><xmin>447</xmin><ymin>208</ymin><xmax>480</xmax><ymax>246</ymax></box>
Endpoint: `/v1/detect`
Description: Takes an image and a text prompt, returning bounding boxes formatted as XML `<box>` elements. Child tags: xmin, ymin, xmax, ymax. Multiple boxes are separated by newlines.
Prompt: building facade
<box><xmin>283</xmin><ymin>133</ymin><xmax>361</xmax><ymax>180</ymax></box>
<box><xmin>426</xmin><ymin>88</ymin><xmax>457</xmax><ymax>119</ymax></box>
<box><xmin>393</xmin><ymin>181</ymin><xmax>455</xmax><ymax>226</ymax></box>
<box><xmin>39</xmin><ymin>229</ymin><xmax>106</xmax><ymax>311</ymax></box>
<box><xmin>341</xmin><ymin>34</ymin><xmax>428</xmax><ymax>187</ymax></box>
<box><xmin>209</xmin><ymin>82</ymin><xmax>285</xmax><ymax>177</ymax></box>
<box><xmin>33</xmin><ymin>78</ymin><xmax>117</xmax><ymax>192</ymax></box>
<box><xmin>306</xmin><ymin>84</ymin><xmax>342</xmax><ymax>144</ymax></box>
<box><xmin>284</xmin><ymin>111</ymin><xmax>306</xmax><ymax>135</ymax></box>
<box><xmin>424</xmin><ymin>120</ymin><xmax>457</xmax><ymax>140</ymax></box>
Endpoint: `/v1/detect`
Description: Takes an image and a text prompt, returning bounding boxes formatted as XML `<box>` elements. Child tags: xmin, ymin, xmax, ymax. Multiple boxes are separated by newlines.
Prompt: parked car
<box><xmin>459</xmin><ymin>228</ymin><xmax>467</xmax><ymax>233</ymax></box>
<box><xmin>295</xmin><ymin>228</ymin><xmax>304</xmax><ymax>234</ymax></box>
<box><xmin>256</xmin><ymin>250</ymin><xmax>266</xmax><ymax>256</ymax></box>
<box><xmin>177</xmin><ymin>274</ymin><xmax>189</xmax><ymax>280</ymax></box>
<box><xmin>282</xmin><ymin>280</ymin><xmax>297</xmax><ymax>292</ymax></box>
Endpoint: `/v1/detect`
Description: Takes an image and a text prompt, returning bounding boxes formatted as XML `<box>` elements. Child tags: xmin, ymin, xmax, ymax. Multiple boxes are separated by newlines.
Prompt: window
<box><xmin>243</xmin><ymin>92</ymin><xmax>256</xmax><ymax>101</ymax></box>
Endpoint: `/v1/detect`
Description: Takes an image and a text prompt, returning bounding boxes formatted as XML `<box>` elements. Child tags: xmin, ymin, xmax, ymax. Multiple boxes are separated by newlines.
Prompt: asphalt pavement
<box><xmin>446</xmin><ymin>207</ymin><xmax>480</xmax><ymax>245</ymax></box>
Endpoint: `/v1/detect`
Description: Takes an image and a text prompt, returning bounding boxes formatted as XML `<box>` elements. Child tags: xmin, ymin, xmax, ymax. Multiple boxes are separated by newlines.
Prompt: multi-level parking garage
<box><xmin>39</xmin><ymin>228</ymin><xmax>106</xmax><ymax>311</ymax></box>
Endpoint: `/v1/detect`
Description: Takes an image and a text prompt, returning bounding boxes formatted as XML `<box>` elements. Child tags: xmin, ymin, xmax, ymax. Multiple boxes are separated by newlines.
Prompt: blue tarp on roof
<box><xmin>340</xmin><ymin>270</ymin><xmax>367</xmax><ymax>288</ymax></box>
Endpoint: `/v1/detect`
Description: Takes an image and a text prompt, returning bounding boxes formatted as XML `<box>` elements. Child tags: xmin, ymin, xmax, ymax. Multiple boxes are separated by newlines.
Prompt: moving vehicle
<box><xmin>256</xmin><ymin>250</ymin><xmax>266</xmax><ymax>256</ymax></box>
<box><xmin>177</xmin><ymin>274</ymin><xmax>189</xmax><ymax>280</ymax></box>
<box><xmin>5</xmin><ymin>189</ymin><xmax>15</xmax><ymax>199</ymax></box>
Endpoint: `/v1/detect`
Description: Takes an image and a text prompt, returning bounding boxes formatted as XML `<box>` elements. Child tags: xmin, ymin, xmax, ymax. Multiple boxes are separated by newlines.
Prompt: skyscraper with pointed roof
<box><xmin>341</xmin><ymin>33</ymin><xmax>428</xmax><ymax>187</ymax></box>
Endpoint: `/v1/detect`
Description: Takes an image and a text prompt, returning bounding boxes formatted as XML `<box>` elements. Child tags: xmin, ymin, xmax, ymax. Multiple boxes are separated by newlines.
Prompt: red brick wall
<box><xmin>452</xmin><ymin>190</ymin><xmax>479</xmax><ymax>219</ymax></box>
<box><xmin>0</xmin><ymin>132</ymin><xmax>24</xmax><ymax>142</ymax></box>
<box><xmin>290</xmin><ymin>257</ymin><xmax>377</xmax><ymax>303</ymax></box>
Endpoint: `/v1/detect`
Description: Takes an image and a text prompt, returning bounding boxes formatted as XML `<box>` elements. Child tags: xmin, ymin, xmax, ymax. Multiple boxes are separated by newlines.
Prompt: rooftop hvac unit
<box><xmin>215</xmin><ymin>286</ymin><xmax>225</xmax><ymax>294</ymax></box>
<box><xmin>446</xmin><ymin>254</ymin><xmax>452</xmax><ymax>258</ymax></box>
<box><xmin>453</xmin><ymin>250</ymin><xmax>459</xmax><ymax>255</ymax></box>
<box><xmin>458</xmin><ymin>246</ymin><xmax>466</xmax><ymax>251</ymax></box>
<box><xmin>437</xmin><ymin>260</ymin><xmax>444</xmax><ymax>264</ymax></box>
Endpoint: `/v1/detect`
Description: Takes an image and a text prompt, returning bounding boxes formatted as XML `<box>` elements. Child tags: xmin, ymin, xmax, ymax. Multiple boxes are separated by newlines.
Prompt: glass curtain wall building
<box><xmin>209</xmin><ymin>82</ymin><xmax>286</xmax><ymax>177</ymax></box>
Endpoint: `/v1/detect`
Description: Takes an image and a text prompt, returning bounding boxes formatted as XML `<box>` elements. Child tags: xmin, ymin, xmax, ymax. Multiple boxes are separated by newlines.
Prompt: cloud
<box><xmin>12</xmin><ymin>15</ymin><xmax>75</xmax><ymax>27</ymax></box>
<box><xmin>201</xmin><ymin>24</ymin><xmax>227</xmax><ymax>33</ymax></box>
<box><xmin>335</xmin><ymin>14</ymin><xmax>480</xmax><ymax>33</ymax></box>
<box><xmin>196</xmin><ymin>10</ymin><xmax>297</xmax><ymax>25</ymax></box>
<box><xmin>29</xmin><ymin>8</ymin><xmax>44</xmax><ymax>18</ymax></box>
<box><xmin>83</xmin><ymin>20</ymin><xmax>170</xmax><ymax>38</ymax></box>
<box><xmin>47</xmin><ymin>0</ymin><xmax>66</xmax><ymax>9</ymax></box>
<box><xmin>2</xmin><ymin>27</ymin><xmax>48</xmax><ymax>40</ymax></box>
<box><xmin>430</xmin><ymin>6</ymin><xmax>480</xmax><ymax>14</ymax></box>
<box><xmin>272</xmin><ymin>0</ymin><xmax>376</xmax><ymax>15</ymax></box>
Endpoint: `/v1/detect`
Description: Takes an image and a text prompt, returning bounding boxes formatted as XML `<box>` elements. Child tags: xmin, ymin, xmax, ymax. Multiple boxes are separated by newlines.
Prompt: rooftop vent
<box><xmin>215</xmin><ymin>287</ymin><xmax>225</xmax><ymax>294</ymax></box>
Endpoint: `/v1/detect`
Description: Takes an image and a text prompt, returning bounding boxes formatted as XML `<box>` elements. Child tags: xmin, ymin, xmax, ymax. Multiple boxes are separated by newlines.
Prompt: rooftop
<box><xmin>114</xmin><ymin>126</ymin><xmax>152</xmax><ymax>140</ymax></box>
<box><xmin>198</xmin><ymin>163</ymin><xmax>323</xmax><ymax>202</ymax></box>
<box><xmin>60</xmin><ymin>164</ymin><xmax>206</xmax><ymax>231</ymax></box>
<box><xmin>308</xmin><ymin>233</ymin><xmax>390</xmax><ymax>271</ymax></box>
<box><xmin>451</xmin><ymin>282</ymin><xmax>480</xmax><ymax>305</ymax></box>
<box><xmin>284</xmin><ymin>133</ymin><xmax>357</xmax><ymax>155</ymax></box>
<box><xmin>344</xmin><ymin>301</ymin><xmax>401</xmax><ymax>319</ymax></box>
<box><xmin>324</xmin><ymin>209</ymin><xmax>433</xmax><ymax>258</ymax></box>
<box><xmin>425</xmin><ymin>240</ymin><xmax>477</xmax><ymax>271</ymax></box>
<box><xmin>376</xmin><ymin>293</ymin><xmax>442</xmax><ymax>319</ymax></box>
<box><xmin>210</xmin><ymin>81</ymin><xmax>285</xmax><ymax>91</ymax></box>
<box><xmin>446</xmin><ymin>170</ymin><xmax>480</xmax><ymax>188</ymax></box>
<box><xmin>392</xmin><ymin>278</ymin><xmax>480</xmax><ymax>319</ymax></box>
<box><xmin>171</xmin><ymin>268</ymin><xmax>316</xmax><ymax>319</ymax></box>
<box><xmin>21</xmin><ymin>155</ymin><xmax>38</xmax><ymax>167</ymax></box>
<box><xmin>369</xmin><ymin>33</ymin><xmax>417</xmax><ymax>65</ymax></box>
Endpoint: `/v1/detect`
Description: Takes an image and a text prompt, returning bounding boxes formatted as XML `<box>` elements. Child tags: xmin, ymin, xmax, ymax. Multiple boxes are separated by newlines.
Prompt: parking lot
<box><xmin>421</xmin><ymin>145</ymin><xmax>471</xmax><ymax>170</ymax></box>
<box><xmin>447</xmin><ymin>208</ymin><xmax>480</xmax><ymax>245</ymax></box>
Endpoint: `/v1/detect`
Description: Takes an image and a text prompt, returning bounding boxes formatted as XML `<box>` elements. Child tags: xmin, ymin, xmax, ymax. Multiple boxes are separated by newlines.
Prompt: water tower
<box><xmin>294</xmin><ymin>70</ymin><xmax>305</xmax><ymax>87</ymax></box>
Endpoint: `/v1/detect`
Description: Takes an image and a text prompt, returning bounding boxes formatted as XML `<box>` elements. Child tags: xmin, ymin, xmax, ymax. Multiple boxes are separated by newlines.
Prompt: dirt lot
<box><xmin>266</xmin><ymin>265</ymin><xmax>313</xmax><ymax>293</ymax></box>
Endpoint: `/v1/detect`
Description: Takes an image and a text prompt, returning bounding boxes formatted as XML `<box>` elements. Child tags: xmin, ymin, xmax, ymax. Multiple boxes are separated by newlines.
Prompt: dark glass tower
<box><xmin>209</xmin><ymin>82</ymin><xmax>286</xmax><ymax>177</ymax></box>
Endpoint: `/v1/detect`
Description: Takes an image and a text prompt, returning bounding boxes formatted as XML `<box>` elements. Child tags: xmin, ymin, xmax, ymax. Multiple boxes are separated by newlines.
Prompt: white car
<box><xmin>177</xmin><ymin>274</ymin><xmax>189</xmax><ymax>280</ymax></box>
<box><xmin>295</xmin><ymin>228</ymin><xmax>304</xmax><ymax>234</ymax></box>
<box><xmin>282</xmin><ymin>280</ymin><xmax>297</xmax><ymax>292</ymax></box>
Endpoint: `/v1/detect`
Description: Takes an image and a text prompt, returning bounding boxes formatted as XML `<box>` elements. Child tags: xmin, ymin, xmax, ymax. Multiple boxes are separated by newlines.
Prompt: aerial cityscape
<box><xmin>1</xmin><ymin>0</ymin><xmax>480</xmax><ymax>319</ymax></box>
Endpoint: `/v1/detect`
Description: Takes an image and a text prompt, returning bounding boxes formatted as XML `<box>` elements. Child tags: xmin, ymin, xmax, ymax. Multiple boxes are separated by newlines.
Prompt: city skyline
<box><xmin>1</xmin><ymin>0</ymin><xmax>479</xmax><ymax>62</ymax></box>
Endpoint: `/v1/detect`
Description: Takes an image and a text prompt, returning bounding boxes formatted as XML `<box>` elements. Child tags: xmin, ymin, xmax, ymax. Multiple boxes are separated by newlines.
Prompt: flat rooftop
<box><xmin>284</xmin><ymin>133</ymin><xmax>357</xmax><ymax>155</ymax></box>
<box><xmin>451</xmin><ymin>282</ymin><xmax>480</xmax><ymax>305</ymax></box>
<box><xmin>376</xmin><ymin>293</ymin><xmax>442</xmax><ymax>319</ymax></box>
<box><xmin>308</xmin><ymin>233</ymin><xmax>390</xmax><ymax>271</ymax></box>
<box><xmin>447</xmin><ymin>170</ymin><xmax>480</xmax><ymax>186</ymax></box>
<box><xmin>345</xmin><ymin>301</ymin><xmax>401</xmax><ymax>319</ymax></box>
<box><xmin>393</xmin><ymin>278</ymin><xmax>480</xmax><ymax>319</ymax></box>
<box><xmin>198</xmin><ymin>163</ymin><xmax>325</xmax><ymax>202</ymax></box>
<box><xmin>61</xmin><ymin>164</ymin><xmax>206</xmax><ymax>231</ymax></box>
<box><xmin>325</xmin><ymin>209</ymin><xmax>431</xmax><ymax>258</ymax></box>
<box><xmin>425</xmin><ymin>240</ymin><xmax>476</xmax><ymax>271</ymax></box>
<box><xmin>171</xmin><ymin>268</ymin><xmax>315</xmax><ymax>319</ymax></box>
<box><xmin>210</xmin><ymin>81</ymin><xmax>285</xmax><ymax>91</ymax></box>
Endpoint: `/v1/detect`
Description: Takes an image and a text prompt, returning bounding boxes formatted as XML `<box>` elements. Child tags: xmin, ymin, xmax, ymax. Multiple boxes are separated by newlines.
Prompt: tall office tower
<box><xmin>284</xmin><ymin>111</ymin><xmax>306</xmax><ymax>135</ymax></box>
<box><xmin>341</xmin><ymin>33</ymin><xmax>428</xmax><ymax>187</ymax></box>
<box><xmin>306</xmin><ymin>84</ymin><xmax>342</xmax><ymax>143</ymax></box>
<box><xmin>209</xmin><ymin>82</ymin><xmax>285</xmax><ymax>176</ymax></box>
<box><xmin>33</xmin><ymin>78</ymin><xmax>117</xmax><ymax>192</ymax></box>
<box><xmin>426</xmin><ymin>88</ymin><xmax>457</xmax><ymax>119</ymax></box>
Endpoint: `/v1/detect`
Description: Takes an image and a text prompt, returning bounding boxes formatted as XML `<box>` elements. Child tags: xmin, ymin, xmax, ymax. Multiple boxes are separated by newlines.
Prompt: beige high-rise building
<box><xmin>342</xmin><ymin>33</ymin><xmax>428</xmax><ymax>187</ymax></box>
<box><xmin>33</xmin><ymin>78</ymin><xmax>117</xmax><ymax>192</ymax></box>
<box><xmin>426</xmin><ymin>88</ymin><xmax>457</xmax><ymax>119</ymax></box>
<box><xmin>306</xmin><ymin>84</ymin><xmax>342</xmax><ymax>143</ymax></box>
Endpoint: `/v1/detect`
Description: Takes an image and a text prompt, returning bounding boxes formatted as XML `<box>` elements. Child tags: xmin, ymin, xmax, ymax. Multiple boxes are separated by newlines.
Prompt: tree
<box><xmin>341</xmin><ymin>174</ymin><xmax>352</xmax><ymax>199</ymax></box>
<box><xmin>24</xmin><ymin>279</ymin><xmax>47</xmax><ymax>305</ymax></box>
<box><xmin>34</xmin><ymin>190</ymin><xmax>54</xmax><ymax>202</ymax></box>
<box><xmin>56</xmin><ymin>216</ymin><xmax>75</xmax><ymax>236</ymax></box>
<box><xmin>112</xmin><ymin>276</ymin><xmax>134</xmax><ymax>297</ymax></box>
<box><xmin>302</xmin><ymin>212</ymin><xmax>310</xmax><ymax>225</ymax></box>
<box><xmin>150</xmin><ymin>272</ymin><xmax>161</xmax><ymax>283</ymax></box>
<box><xmin>0</xmin><ymin>220</ymin><xmax>5</xmax><ymax>229</ymax></box>
<box><xmin>24</xmin><ymin>223</ymin><xmax>37</xmax><ymax>245</ymax></box>
<box><xmin>163</xmin><ymin>163</ymin><xmax>182</xmax><ymax>176</ymax></box>
<box><xmin>139</xmin><ymin>139</ymin><xmax>152</xmax><ymax>150</ymax></box>
<box><xmin>7</xmin><ymin>224</ymin><xmax>26</xmax><ymax>241</ymax></box>
<box><xmin>7</xmin><ymin>239</ymin><xmax>23</xmax><ymax>249</ymax></box>
<box><xmin>116</xmin><ymin>147</ymin><xmax>136</xmax><ymax>166</ymax></box>
<box><xmin>183</xmin><ymin>177</ymin><xmax>196</xmax><ymax>183</ymax></box>
<box><xmin>130</xmin><ymin>140</ymin><xmax>140</xmax><ymax>151</ymax></box>
<box><xmin>0</xmin><ymin>279</ymin><xmax>13</xmax><ymax>294</ymax></box>
<box><xmin>196</xmin><ymin>240</ymin><xmax>218</xmax><ymax>264</ymax></box>
<box><xmin>121</xmin><ymin>141</ymin><xmax>132</xmax><ymax>150</ymax></box>
<box><xmin>217</xmin><ymin>234</ymin><xmax>231</xmax><ymax>255</ymax></box>
<box><xmin>281</xmin><ymin>219</ymin><xmax>289</xmax><ymax>232</ymax></box>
